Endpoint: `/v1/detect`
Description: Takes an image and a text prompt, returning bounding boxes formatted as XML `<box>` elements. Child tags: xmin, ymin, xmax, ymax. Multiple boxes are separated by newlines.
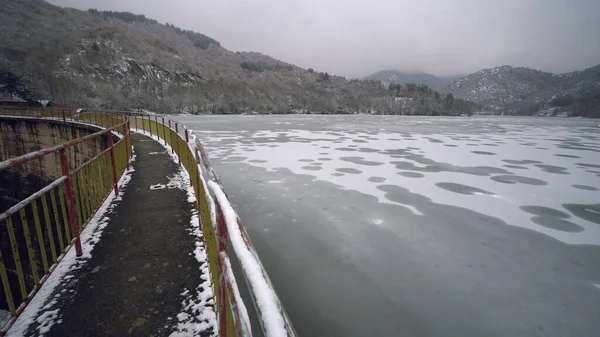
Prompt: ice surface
<box><xmin>198</xmin><ymin>125</ymin><xmax>600</xmax><ymax>245</ymax></box>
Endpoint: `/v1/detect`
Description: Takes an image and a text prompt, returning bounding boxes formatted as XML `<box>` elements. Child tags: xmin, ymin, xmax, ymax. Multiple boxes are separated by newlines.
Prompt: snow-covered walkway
<box><xmin>9</xmin><ymin>133</ymin><xmax>215</xmax><ymax>337</ymax></box>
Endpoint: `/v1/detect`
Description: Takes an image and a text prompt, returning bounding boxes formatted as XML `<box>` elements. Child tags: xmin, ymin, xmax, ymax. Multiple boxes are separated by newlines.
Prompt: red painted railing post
<box><xmin>175</xmin><ymin>123</ymin><xmax>181</xmax><ymax>166</ymax></box>
<box><xmin>59</xmin><ymin>148</ymin><xmax>83</xmax><ymax>257</ymax></box>
<box><xmin>61</xmin><ymin>106</ymin><xmax>66</xmax><ymax>122</ymax></box>
<box><xmin>168</xmin><ymin>120</ymin><xmax>174</xmax><ymax>153</ymax></box>
<box><xmin>123</xmin><ymin>120</ymin><xmax>130</xmax><ymax>171</ymax></box>
<box><xmin>216</xmin><ymin>203</ymin><xmax>228</xmax><ymax>337</ymax></box>
<box><xmin>108</xmin><ymin>134</ymin><xmax>119</xmax><ymax>196</ymax></box>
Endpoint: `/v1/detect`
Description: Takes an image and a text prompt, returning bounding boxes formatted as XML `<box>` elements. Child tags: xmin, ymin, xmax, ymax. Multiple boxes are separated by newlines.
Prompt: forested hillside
<box><xmin>445</xmin><ymin>65</ymin><xmax>600</xmax><ymax>117</ymax></box>
<box><xmin>0</xmin><ymin>0</ymin><xmax>476</xmax><ymax>115</ymax></box>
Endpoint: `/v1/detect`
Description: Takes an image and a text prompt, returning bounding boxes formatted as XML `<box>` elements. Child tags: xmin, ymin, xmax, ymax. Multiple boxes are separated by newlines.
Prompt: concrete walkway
<box><xmin>23</xmin><ymin>134</ymin><xmax>213</xmax><ymax>336</ymax></box>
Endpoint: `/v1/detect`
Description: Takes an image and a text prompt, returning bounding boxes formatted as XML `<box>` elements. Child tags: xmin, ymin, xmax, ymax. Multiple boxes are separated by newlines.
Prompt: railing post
<box><xmin>59</xmin><ymin>148</ymin><xmax>83</xmax><ymax>257</ymax></box>
<box><xmin>175</xmin><ymin>123</ymin><xmax>181</xmax><ymax>166</ymax></box>
<box><xmin>61</xmin><ymin>106</ymin><xmax>66</xmax><ymax>122</ymax></box>
<box><xmin>216</xmin><ymin>204</ymin><xmax>229</xmax><ymax>337</ymax></box>
<box><xmin>142</xmin><ymin>115</ymin><xmax>146</xmax><ymax>134</ymax></box>
<box><xmin>168</xmin><ymin>120</ymin><xmax>173</xmax><ymax>153</ymax></box>
<box><xmin>135</xmin><ymin>116</ymin><xmax>138</xmax><ymax>132</ymax></box>
<box><xmin>185</xmin><ymin>128</ymin><xmax>189</xmax><ymax>143</ymax></box>
<box><xmin>123</xmin><ymin>120</ymin><xmax>130</xmax><ymax>171</ymax></box>
<box><xmin>161</xmin><ymin>117</ymin><xmax>166</xmax><ymax>145</ymax></box>
<box><xmin>148</xmin><ymin>115</ymin><xmax>152</xmax><ymax>136</ymax></box>
<box><xmin>108</xmin><ymin>134</ymin><xmax>119</xmax><ymax>196</ymax></box>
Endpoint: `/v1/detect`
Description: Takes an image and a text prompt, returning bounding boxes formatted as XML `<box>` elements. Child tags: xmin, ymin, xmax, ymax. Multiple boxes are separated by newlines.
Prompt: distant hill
<box><xmin>0</xmin><ymin>0</ymin><xmax>476</xmax><ymax>116</ymax></box>
<box><xmin>445</xmin><ymin>65</ymin><xmax>600</xmax><ymax>117</ymax></box>
<box><xmin>363</xmin><ymin>70</ymin><xmax>461</xmax><ymax>91</ymax></box>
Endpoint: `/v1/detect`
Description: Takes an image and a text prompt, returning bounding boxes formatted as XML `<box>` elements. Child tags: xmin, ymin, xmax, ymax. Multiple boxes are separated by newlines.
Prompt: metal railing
<box><xmin>0</xmin><ymin>109</ymin><xmax>295</xmax><ymax>336</ymax></box>
<box><xmin>130</xmin><ymin>114</ymin><xmax>297</xmax><ymax>337</ymax></box>
<box><xmin>0</xmin><ymin>112</ymin><xmax>131</xmax><ymax>333</ymax></box>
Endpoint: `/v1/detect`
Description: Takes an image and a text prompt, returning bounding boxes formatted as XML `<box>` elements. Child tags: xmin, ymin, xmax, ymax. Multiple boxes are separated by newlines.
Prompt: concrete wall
<box><xmin>0</xmin><ymin>117</ymin><xmax>120</xmax><ymax>309</ymax></box>
<box><xmin>0</xmin><ymin>117</ymin><xmax>113</xmax><ymax>210</ymax></box>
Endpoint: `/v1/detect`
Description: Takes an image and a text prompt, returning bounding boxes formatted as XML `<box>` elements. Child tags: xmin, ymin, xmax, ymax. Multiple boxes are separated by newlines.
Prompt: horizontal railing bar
<box><xmin>0</xmin><ymin>176</ymin><xmax>67</xmax><ymax>222</ymax></box>
<box><xmin>0</xmin><ymin>121</ymin><xmax>127</xmax><ymax>171</ymax></box>
<box><xmin>70</xmin><ymin>134</ymin><xmax>124</xmax><ymax>176</ymax></box>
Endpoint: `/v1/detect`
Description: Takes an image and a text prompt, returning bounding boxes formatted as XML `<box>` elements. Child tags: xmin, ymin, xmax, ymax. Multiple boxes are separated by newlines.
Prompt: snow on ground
<box><xmin>134</xmin><ymin>129</ymin><xmax>217</xmax><ymax>336</ymax></box>
<box><xmin>196</xmin><ymin>127</ymin><xmax>600</xmax><ymax>246</ymax></box>
<box><xmin>166</xmin><ymin>167</ymin><xmax>217</xmax><ymax>337</ymax></box>
<box><xmin>7</xmin><ymin>154</ymin><xmax>137</xmax><ymax>337</ymax></box>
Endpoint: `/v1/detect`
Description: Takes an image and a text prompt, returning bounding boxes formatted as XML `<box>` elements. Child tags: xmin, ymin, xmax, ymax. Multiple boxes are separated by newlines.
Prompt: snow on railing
<box><xmin>209</xmin><ymin>181</ymin><xmax>287</xmax><ymax>337</ymax></box>
<box><xmin>193</xmin><ymin>133</ymin><xmax>297</xmax><ymax>337</ymax></box>
<box><xmin>129</xmin><ymin>113</ymin><xmax>297</xmax><ymax>337</ymax></box>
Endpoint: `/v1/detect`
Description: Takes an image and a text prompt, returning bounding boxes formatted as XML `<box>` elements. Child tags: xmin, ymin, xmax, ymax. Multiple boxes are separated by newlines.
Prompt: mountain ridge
<box><xmin>443</xmin><ymin>64</ymin><xmax>600</xmax><ymax>117</ymax></box>
<box><xmin>363</xmin><ymin>70</ymin><xmax>461</xmax><ymax>91</ymax></box>
<box><xmin>0</xmin><ymin>0</ymin><xmax>476</xmax><ymax>116</ymax></box>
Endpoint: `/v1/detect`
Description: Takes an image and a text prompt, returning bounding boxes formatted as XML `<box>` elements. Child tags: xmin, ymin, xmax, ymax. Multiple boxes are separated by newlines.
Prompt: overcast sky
<box><xmin>49</xmin><ymin>0</ymin><xmax>600</xmax><ymax>78</ymax></box>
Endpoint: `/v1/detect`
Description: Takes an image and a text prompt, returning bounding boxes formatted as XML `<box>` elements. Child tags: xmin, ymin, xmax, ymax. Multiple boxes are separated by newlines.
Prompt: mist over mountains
<box><xmin>0</xmin><ymin>0</ymin><xmax>598</xmax><ymax>117</ymax></box>
<box><xmin>363</xmin><ymin>71</ymin><xmax>461</xmax><ymax>92</ymax></box>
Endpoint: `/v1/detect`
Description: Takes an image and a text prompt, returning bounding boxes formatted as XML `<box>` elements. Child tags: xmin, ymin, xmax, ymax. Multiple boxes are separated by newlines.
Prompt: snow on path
<box><xmin>7</xmin><ymin>154</ymin><xmax>137</xmax><ymax>337</ymax></box>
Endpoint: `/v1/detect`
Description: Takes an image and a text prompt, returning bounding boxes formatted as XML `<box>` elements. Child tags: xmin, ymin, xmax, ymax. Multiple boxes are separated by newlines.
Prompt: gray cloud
<box><xmin>48</xmin><ymin>0</ymin><xmax>600</xmax><ymax>77</ymax></box>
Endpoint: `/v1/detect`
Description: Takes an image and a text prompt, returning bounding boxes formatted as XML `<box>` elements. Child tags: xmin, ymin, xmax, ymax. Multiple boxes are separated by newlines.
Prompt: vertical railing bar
<box><xmin>51</xmin><ymin>189</ymin><xmax>65</xmax><ymax>252</ymax></box>
<box><xmin>83</xmin><ymin>166</ymin><xmax>92</xmax><ymax>221</ymax></box>
<box><xmin>108</xmin><ymin>133</ymin><xmax>119</xmax><ymax>196</ymax></box>
<box><xmin>32</xmin><ymin>200</ymin><xmax>49</xmax><ymax>273</ymax></box>
<box><xmin>40</xmin><ymin>194</ymin><xmax>58</xmax><ymax>262</ymax></box>
<box><xmin>175</xmin><ymin>123</ymin><xmax>181</xmax><ymax>166</ymax></box>
<box><xmin>20</xmin><ymin>208</ymin><xmax>40</xmax><ymax>284</ymax></box>
<box><xmin>124</xmin><ymin>120</ymin><xmax>130</xmax><ymax>171</ymax></box>
<box><xmin>72</xmin><ymin>173</ymin><xmax>84</xmax><ymax>227</ymax></box>
<box><xmin>5</xmin><ymin>216</ymin><xmax>27</xmax><ymax>303</ymax></box>
<box><xmin>0</xmin><ymin>243</ymin><xmax>16</xmax><ymax>315</ymax></box>
<box><xmin>59</xmin><ymin>148</ymin><xmax>83</xmax><ymax>256</ymax></box>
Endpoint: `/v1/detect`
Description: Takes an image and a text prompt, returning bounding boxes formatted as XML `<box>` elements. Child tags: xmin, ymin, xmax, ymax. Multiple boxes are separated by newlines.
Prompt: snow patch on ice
<box><xmin>200</xmin><ymin>128</ymin><xmax>600</xmax><ymax>246</ymax></box>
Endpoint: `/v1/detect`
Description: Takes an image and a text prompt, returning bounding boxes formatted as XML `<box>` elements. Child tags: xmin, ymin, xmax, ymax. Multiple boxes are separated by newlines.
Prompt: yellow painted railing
<box><xmin>131</xmin><ymin>114</ymin><xmax>297</xmax><ymax>337</ymax></box>
<box><xmin>1</xmin><ymin>109</ymin><xmax>295</xmax><ymax>336</ymax></box>
<box><xmin>0</xmin><ymin>111</ymin><xmax>131</xmax><ymax>333</ymax></box>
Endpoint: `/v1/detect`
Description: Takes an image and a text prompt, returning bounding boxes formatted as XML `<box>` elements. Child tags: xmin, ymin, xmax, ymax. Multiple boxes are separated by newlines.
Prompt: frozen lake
<box><xmin>175</xmin><ymin>115</ymin><xmax>600</xmax><ymax>337</ymax></box>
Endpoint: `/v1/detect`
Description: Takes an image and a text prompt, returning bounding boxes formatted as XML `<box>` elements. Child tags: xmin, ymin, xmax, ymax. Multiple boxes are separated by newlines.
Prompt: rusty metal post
<box><xmin>148</xmin><ymin>115</ymin><xmax>152</xmax><ymax>136</ymax></box>
<box><xmin>185</xmin><ymin>128</ymin><xmax>189</xmax><ymax>143</ymax></box>
<box><xmin>142</xmin><ymin>115</ymin><xmax>146</xmax><ymax>134</ymax></box>
<box><xmin>175</xmin><ymin>123</ymin><xmax>181</xmax><ymax>166</ymax></box>
<box><xmin>61</xmin><ymin>106</ymin><xmax>66</xmax><ymax>122</ymax></box>
<box><xmin>168</xmin><ymin>120</ymin><xmax>174</xmax><ymax>153</ymax></box>
<box><xmin>108</xmin><ymin>134</ymin><xmax>119</xmax><ymax>196</ymax></box>
<box><xmin>123</xmin><ymin>120</ymin><xmax>130</xmax><ymax>171</ymax></box>
<box><xmin>135</xmin><ymin>115</ymin><xmax>138</xmax><ymax>131</ymax></box>
<box><xmin>58</xmin><ymin>149</ymin><xmax>83</xmax><ymax>257</ymax></box>
<box><xmin>216</xmin><ymin>204</ymin><xmax>229</xmax><ymax>337</ymax></box>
